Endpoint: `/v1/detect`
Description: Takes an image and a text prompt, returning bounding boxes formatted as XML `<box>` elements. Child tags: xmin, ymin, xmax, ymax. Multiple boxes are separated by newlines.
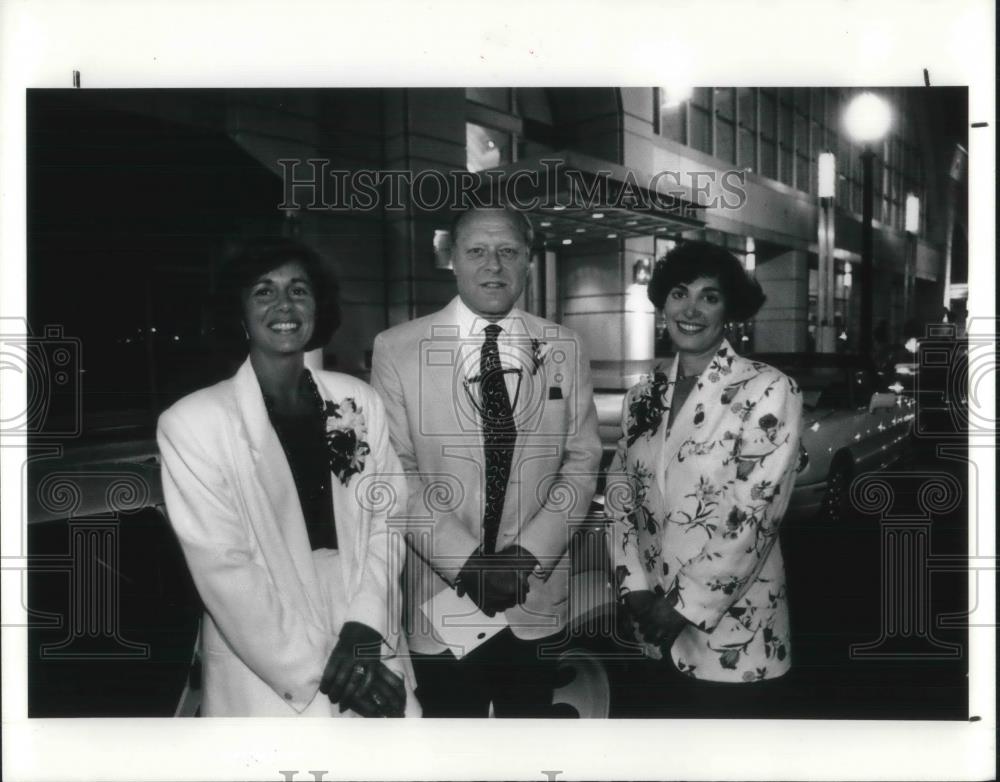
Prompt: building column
<box><xmin>559</xmin><ymin>236</ymin><xmax>655</xmax><ymax>389</ymax></box>
<box><xmin>753</xmin><ymin>249</ymin><xmax>809</xmax><ymax>353</ymax></box>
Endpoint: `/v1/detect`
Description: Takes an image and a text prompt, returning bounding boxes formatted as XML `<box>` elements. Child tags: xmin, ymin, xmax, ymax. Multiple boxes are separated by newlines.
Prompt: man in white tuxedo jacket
<box><xmin>371</xmin><ymin>206</ymin><xmax>601</xmax><ymax>716</ymax></box>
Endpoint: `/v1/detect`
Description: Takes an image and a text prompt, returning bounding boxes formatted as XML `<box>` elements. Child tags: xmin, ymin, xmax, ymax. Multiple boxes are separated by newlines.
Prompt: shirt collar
<box><xmin>453</xmin><ymin>296</ymin><xmax>521</xmax><ymax>340</ymax></box>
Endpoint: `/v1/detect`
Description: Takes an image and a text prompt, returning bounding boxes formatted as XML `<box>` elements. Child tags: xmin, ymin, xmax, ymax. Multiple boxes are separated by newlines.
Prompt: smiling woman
<box><xmin>607</xmin><ymin>240</ymin><xmax>804</xmax><ymax>716</ymax></box>
<box><xmin>156</xmin><ymin>237</ymin><xmax>419</xmax><ymax>717</ymax></box>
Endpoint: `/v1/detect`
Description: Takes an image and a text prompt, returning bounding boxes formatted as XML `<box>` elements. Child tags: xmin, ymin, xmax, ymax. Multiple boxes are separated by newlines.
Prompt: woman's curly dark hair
<box><xmin>647</xmin><ymin>240</ymin><xmax>766</xmax><ymax>322</ymax></box>
<box><xmin>212</xmin><ymin>236</ymin><xmax>340</xmax><ymax>354</ymax></box>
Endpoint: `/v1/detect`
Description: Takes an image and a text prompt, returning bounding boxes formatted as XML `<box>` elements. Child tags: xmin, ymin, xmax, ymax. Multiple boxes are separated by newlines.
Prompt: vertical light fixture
<box><xmin>904</xmin><ymin>194</ymin><xmax>920</xmax><ymax>234</ymax></box>
<box><xmin>816</xmin><ymin>151</ymin><xmax>837</xmax><ymax>352</ymax></box>
<box><xmin>817</xmin><ymin>152</ymin><xmax>837</xmax><ymax>199</ymax></box>
<box><xmin>903</xmin><ymin>194</ymin><xmax>920</xmax><ymax>326</ymax></box>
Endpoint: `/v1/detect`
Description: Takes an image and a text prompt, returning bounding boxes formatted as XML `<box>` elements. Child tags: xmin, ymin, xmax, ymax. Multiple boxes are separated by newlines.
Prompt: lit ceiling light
<box><xmin>562</xmin><ymin>238</ymin><xmax>573</xmax><ymax>245</ymax></box>
<box><xmin>607</xmin><ymin>233</ymin><xmax>618</xmax><ymax>239</ymax></box>
<box><xmin>540</xmin><ymin>221</ymin><xmax>552</xmax><ymax>227</ymax></box>
<box><xmin>626</xmin><ymin>220</ymin><xmax>638</xmax><ymax>226</ymax></box>
<box><xmin>552</xmin><ymin>205</ymin><xmax>566</xmax><ymax>211</ymax></box>
<box><xmin>575</xmin><ymin>228</ymin><xmax>585</xmax><ymax>233</ymax></box>
<box><xmin>591</xmin><ymin>212</ymin><xmax>605</xmax><ymax>219</ymax></box>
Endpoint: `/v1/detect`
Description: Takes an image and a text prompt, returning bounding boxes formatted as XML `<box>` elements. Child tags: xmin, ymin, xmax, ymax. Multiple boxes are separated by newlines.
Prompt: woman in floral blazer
<box><xmin>158</xmin><ymin>238</ymin><xmax>417</xmax><ymax>716</ymax></box>
<box><xmin>608</xmin><ymin>241</ymin><xmax>804</xmax><ymax>693</ymax></box>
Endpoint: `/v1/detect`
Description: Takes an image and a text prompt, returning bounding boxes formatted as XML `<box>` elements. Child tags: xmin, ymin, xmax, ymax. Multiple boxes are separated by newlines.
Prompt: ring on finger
<box><xmin>357</xmin><ymin>664</ymin><xmax>375</xmax><ymax>694</ymax></box>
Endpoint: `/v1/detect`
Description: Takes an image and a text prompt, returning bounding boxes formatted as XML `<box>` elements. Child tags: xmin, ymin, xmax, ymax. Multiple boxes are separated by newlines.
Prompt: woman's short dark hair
<box><xmin>647</xmin><ymin>240</ymin><xmax>766</xmax><ymax>321</ymax></box>
<box><xmin>212</xmin><ymin>236</ymin><xmax>340</xmax><ymax>353</ymax></box>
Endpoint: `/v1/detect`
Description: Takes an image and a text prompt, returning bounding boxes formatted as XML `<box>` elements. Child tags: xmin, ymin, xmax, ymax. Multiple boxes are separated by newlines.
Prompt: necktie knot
<box><xmin>484</xmin><ymin>323</ymin><xmax>502</xmax><ymax>342</ymax></box>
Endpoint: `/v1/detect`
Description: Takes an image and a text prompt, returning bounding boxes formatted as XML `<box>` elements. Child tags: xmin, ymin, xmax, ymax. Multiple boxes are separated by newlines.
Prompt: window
<box><xmin>716</xmin><ymin>117</ymin><xmax>736</xmax><ymax>163</ymax></box>
<box><xmin>759</xmin><ymin>90</ymin><xmax>777</xmax><ymax>180</ymax></box>
<box><xmin>737</xmin><ymin>88</ymin><xmax>757</xmax><ymax>171</ymax></box>
<box><xmin>779</xmin><ymin>146</ymin><xmax>794</xmax><ymax>187</ymax></box>
<box><xmin>657</xmin><ymin>87</ymin><xmax>687</xmax><ymax>144</ymax></box>
<box><xmin>778</xmin><ymin>92</ymin><xmax>794</xmax><ymax>186</ymax></box>
<box><xmin>796</xmin><ymin>152</ymin><xmax>812</xmax><ymax>193</ymax></box>
<box><xmin>760</xmin><ymin>138</ymin><xmax>777</xmax><ymax>179</ymax></box>
<box><xmin>739</xmin><ymin>128</ymin><xmax>756</xmax><ymax>171</ymax></box>
<box><xmin>715</xmin><ymin>88</ymin><xmax>735</xmax><ymax>121</ymax></box>
<box><xmin>794</xmin><ymin>113</ymin><xmax>808</xmax><ymax>155</ymax></box>
<box><xmin>465</xmin><ymin>88</ymin><xmax>511</xmax><ymax>113</ymax></box>
<box><xmin>689</xmin><ymin>103</ymin><xmax>712</xmax><ymax>154</ymax></box>
<box><xmin>760</xmin><ymin>90</ymin><xmax>777</xmax><ymax>137</ymax></box>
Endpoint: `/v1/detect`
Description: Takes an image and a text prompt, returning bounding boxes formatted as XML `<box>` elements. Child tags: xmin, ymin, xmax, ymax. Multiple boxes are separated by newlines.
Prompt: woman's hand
<box><xmin>320</xmin><ymin>621</ymin><xmax>404</xmax><ymax>716</ymax></box>
<box><xmin>623</xmin><ymin>589</ymin><xmax>690</xmax><ymax>650</ymax></box>
<box><xmin>339</xmin><ymin>663</ymin><xmax>406</xmax><ymax>717</ymax></box>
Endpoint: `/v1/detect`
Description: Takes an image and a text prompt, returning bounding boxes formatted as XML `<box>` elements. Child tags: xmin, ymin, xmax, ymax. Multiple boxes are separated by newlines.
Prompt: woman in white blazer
<box><xmin>157</xmin><ymin>238</ymin><xmax>417</xmax><ymax>717</ymax></box>
<box><xmin>609</xmin><ymin>241</ymin><xmax>804</xmax><ymax>716</ymax></box>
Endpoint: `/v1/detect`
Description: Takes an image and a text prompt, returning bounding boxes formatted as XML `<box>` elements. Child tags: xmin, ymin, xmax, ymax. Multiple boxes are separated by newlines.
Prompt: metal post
<box><xmin>816</xmin><ymin>197</ymin><xmax>836</xmax><ymax>352</ymax></box>
<box><xmin>859</xmin><ymin>147</ymin><xmax>875</xmax><ymax>358</ymax></box>
<box><xmin>904</xmin><ymin>234</ymin><xmax>915</xmax><ymax>326</ymax></box>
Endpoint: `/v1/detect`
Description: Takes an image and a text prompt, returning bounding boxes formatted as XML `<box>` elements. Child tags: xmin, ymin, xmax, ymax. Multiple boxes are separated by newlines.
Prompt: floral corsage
<box><xmin>530</xmin><ymin>338</ymin><xmax>551</xmax><ymax>376</ymax></box>
<box><xmin>322</xmin><ymin>397</ymin><xmax>371</xmax><ymax>485</ymax></box>
<box><xmin>626</xmin><ymin>371</ymin><xmax>671</xmax><ymax>446</ymax></box>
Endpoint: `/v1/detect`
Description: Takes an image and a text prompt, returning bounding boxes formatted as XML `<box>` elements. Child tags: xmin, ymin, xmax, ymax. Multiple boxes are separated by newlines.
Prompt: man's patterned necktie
<box><xmin>480</xmin><ymin>324</ymin><xmax>516</xmax><ymax>554</ymax></box>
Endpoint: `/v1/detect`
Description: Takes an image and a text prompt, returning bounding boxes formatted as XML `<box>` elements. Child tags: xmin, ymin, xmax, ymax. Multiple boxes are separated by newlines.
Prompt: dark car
<box><xmin>26</xmin><ymin>412</ymin><xmax>202</xmax><ymax>717</ymax></box>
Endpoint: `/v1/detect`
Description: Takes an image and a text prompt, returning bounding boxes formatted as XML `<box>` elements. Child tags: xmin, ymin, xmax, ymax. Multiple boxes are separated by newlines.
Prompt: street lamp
<box><xmin>844</xmin><ymin>91</ymin><xmax>892</xmax><ymax>358</ymax></box>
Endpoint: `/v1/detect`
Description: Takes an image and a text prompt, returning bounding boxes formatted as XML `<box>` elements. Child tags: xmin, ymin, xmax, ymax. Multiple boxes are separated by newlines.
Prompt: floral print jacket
<box><xmin>607</xmin><ymin>340</ymin><xmax>804</xmax><ymax>682</ymax></box>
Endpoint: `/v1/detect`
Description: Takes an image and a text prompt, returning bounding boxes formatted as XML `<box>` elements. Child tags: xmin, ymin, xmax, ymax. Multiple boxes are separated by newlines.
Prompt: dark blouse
<box><xmin>666</xmin><ymin>374</ymin><xmax>699</xmax><ymax>430</ymax></box>
<box><xmin>268</xmin><ymin>407</ymin><xmax>338</xmax><ymax>551</ymax></box>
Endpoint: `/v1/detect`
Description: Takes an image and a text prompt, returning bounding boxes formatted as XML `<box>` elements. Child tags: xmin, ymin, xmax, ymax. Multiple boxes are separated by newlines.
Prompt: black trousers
<box><xmin>620</xmin><ymin>656</ymin><xmax>793</xmax><ymax>719</ymax></box>
<box><xmin>411</xmin><ymin>628</ymin><xmax>560</xmax><ymax>717</ymax></box>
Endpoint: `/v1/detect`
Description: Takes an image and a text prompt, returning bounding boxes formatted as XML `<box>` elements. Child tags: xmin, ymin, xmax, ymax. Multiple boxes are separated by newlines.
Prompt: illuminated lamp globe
<box><xmin>843</xmin><ymin>92</ymin><xmax>892</xmax><ymax>143</ymax></box>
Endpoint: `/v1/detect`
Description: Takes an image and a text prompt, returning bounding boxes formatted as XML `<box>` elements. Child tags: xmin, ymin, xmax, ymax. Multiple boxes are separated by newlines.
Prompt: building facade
<box><xmin>29</xmin><ymin>87</ymin><xmax>962</xmax><ymax>403</ymax></box>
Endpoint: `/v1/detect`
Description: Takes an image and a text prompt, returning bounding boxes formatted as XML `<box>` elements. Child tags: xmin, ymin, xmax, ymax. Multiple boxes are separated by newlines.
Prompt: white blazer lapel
<box><xmin>507</xmin><ymin>316</ymin><xmax>548</xmax><ymax>471</ymax></box>
<box><xmin>656</xmin><ymin>339</ymin><xmax>741</xmax><ymax>502</ymax></box>
<box><xmin>230</xmin><ymin>360</ymin><xmax>326</xmax><ymax>629</ymax></box>
<box><xmin>654</xmin><ymin>357</ymin><xmax>682</xmax><ymax>502</ymax></box>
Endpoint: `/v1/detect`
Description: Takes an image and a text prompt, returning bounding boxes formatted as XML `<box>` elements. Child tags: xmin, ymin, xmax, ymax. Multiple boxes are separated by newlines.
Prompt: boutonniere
<box><xmin>530</xmin><ymin>338</ymin><xmax>551</xmax><ymax>376</ymax></box>
<box><xmin>322</xmin><ymin>397</ymin><xmax>371</xmax><ymax>485</ymax></box>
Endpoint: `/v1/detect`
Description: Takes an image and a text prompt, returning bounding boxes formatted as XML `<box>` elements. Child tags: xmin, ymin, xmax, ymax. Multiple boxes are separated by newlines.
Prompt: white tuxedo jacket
<box><xmin>371</xmin><ymin>298</ymin><xmax>602</xmax><ymax>654</ymax></box>
<box><xmin>158</xmin><ymin>359</ymin><xmax>414</xmax><ymax>715</ymax></box>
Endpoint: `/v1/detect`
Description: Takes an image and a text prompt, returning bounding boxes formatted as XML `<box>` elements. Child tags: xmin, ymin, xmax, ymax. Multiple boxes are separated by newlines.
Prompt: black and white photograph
<box><xmin>1</xmin><ymin>2</ymin><xmax>994</xmax><ymax>780</ymax></box>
